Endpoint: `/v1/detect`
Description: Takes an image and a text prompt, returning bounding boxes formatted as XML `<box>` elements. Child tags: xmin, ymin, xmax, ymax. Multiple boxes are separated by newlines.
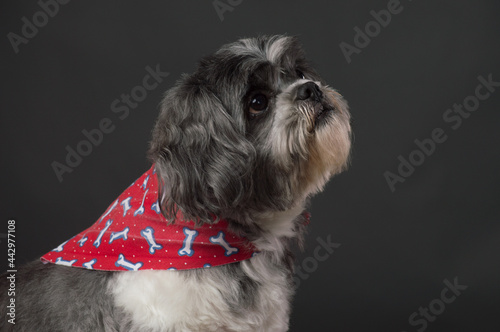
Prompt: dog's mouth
<box><xmin>308</xmin><ymin>102</ymin><xmax>334</xmax><ymax>131</ymax></box>
<box><xmin>314</xmin><ymin>103</ymin><xmax>334</xmax><ymax>121</ymax></box>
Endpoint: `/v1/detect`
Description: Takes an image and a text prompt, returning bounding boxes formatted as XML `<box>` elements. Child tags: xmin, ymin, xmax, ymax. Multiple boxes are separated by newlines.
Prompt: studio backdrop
<box><xmin>1</xmin><ymin>1</ymin><xmax>499</xmax><ymax>331</ymax></box>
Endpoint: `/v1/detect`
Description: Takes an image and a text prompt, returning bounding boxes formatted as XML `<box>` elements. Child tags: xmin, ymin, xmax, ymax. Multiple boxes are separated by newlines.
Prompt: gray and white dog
<box><xmin>0</xmin><ymin>35</ymin><xmax>351</xmax><ymax>332</ymax></box>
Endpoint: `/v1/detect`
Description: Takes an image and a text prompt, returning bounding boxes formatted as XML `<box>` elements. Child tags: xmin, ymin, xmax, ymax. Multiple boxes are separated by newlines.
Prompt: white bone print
<box><xmin>93</xmin><ymin>219</ymin><xmax>113</xmax><ymax>248</ymax></box>
<box><xmin>178</xmin><ymin>227</ymin><xmax>199</xmax><ymax>257</ymax></box>
<box><xmin>209</xmin><ymin>231</ymin><xmax>239</xmax><ymax>256</ymax></box>
<box><xmin>134</xmin><ymin>189</ymin><xmax>148</xmax><ymax>216</ymax></box>
<box><xmin>115</xmin><ymin>254</ymin><xmax>143</xmax><ymax>271</ymax></box>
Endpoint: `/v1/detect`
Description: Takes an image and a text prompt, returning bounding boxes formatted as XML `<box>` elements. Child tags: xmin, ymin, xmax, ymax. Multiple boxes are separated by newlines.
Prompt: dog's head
<box><xmin>149</xmin><ymin>35</ymin><xmax>351</xmax><ymax>225</ymax></box>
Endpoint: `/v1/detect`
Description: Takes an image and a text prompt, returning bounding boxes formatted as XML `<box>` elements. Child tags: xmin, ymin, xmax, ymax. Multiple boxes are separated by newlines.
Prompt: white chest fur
<box><xmin>110</xmin><ymin>254</ymin><xmax>292</xmax><ymax>332</ymax></box>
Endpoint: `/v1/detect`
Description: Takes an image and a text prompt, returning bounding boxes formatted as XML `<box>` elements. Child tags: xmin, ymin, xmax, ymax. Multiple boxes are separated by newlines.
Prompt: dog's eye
<box><xmin>249</xmin><ymin>93</ymin><xmax>268</xmax><ymax>115</ymax></box>
<box><xmin>296</xmin><ymin>69</ymin><xmax>306</xmax><ymax>79</ymax></box>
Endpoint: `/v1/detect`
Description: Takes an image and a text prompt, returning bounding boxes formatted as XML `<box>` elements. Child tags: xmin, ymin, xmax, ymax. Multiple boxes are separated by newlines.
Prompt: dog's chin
<box><xmin>267</xmin><ymin>86</ymin><xmax>351</xmax><ymax>201</ymax></box>
<box><xmin>308</xmin><ymin>102</ymin><xmax>335</xmax><ymax>132</ymax></box>
<box><xmin>296</xmin><ymin>94</ymin><xmax>351</xmax><ymax>197</ymax></box>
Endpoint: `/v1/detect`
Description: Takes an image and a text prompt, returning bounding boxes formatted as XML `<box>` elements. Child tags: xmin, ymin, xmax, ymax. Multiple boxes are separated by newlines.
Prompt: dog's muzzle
<box><xmin>295</xmin><ymin>82</ymin><xmax>335</xmax><ymax>128</ymax></box>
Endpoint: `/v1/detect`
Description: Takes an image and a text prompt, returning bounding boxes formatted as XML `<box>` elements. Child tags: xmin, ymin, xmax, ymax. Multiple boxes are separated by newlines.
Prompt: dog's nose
<box><xmin>296</xmin><ymin>82</ymin><xmax>323</xmax><ymax>101</ymax></box>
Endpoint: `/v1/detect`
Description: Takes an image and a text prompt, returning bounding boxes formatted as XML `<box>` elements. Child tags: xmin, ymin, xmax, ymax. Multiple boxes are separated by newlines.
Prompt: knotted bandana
<box><xmin>41</xmin><ymin>165</ymin><xmax>257</xmax><ymax>271</ymax></box>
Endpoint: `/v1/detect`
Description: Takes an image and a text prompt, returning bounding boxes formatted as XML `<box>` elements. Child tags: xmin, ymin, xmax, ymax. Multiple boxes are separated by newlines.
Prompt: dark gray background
<box><xmin>1</xmin><ymin>1</ymin><xmax>499</xmax><ymax>331</ymax></box>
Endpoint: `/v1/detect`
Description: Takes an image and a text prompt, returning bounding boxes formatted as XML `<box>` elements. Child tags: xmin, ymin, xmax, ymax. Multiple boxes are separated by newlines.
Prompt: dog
<box><xmin>0</xmin><ymin>35</ymin><xmax>351</xmax><ymax>332</ymax></box>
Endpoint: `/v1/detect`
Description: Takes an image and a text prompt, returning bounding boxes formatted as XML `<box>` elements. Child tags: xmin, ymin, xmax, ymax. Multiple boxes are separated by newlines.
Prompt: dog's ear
<box><xmin>149</xmin><ymin>78</ymin><xmax>255</xmax><ymax>224</ymax></box>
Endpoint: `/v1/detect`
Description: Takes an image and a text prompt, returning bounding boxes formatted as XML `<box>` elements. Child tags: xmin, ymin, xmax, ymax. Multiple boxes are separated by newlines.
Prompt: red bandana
<box><xmin>41</xmin><ymin>165</ymin><xmax>257</xmax><ymax>271</ymax></box>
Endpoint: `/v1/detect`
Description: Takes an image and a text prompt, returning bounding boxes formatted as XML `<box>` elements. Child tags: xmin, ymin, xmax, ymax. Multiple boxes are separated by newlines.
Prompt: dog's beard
<box><xmin>265</xmin><ymin>81</ymin><xmax>351</xmax><ymax>198</ymax></box>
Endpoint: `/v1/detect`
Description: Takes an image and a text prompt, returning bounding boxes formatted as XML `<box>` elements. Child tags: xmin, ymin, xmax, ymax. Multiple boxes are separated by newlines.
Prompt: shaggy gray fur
<box><xmin>0</xmin><ymin>261</ymin><xmax>126</xmax><ymax>331</ymax></box>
